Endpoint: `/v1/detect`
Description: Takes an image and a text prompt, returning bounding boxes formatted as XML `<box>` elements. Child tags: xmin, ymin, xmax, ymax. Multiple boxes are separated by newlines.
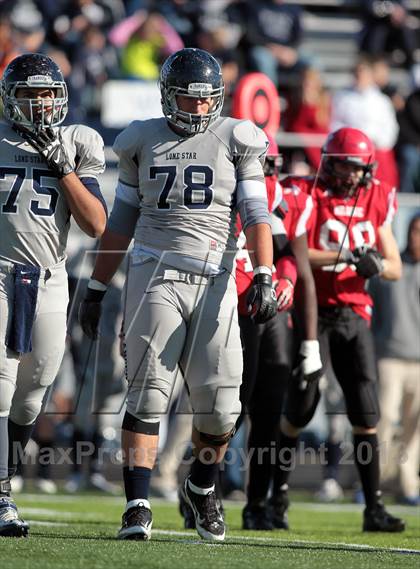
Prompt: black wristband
<box><xmin>253</xmin><ymin>273</ymin><xmax>272</xmax><ymax>286</ymax></box>
<box><xmin>85</xmin><ymin>287</ymin><xmax>106</xmax><ymax>302</ymax></box>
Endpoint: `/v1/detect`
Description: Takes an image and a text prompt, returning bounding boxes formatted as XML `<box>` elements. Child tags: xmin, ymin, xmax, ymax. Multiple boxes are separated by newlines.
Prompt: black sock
<box><xmin>123</xmin><ymin>466</ymin><xmax>152</xmax><ymax>502</ymax></box>
<box><xmin>89</xmin><ymin>430</ymin><xmax>103</xmax><ymax>475</ymax></box>
<box><xmin>37</xmin><ymin>439</ymin><xmax>54</xmax><ymax>479</ymax></box>
<box><xmin>353</xmin><ymin>433</ymin><xmax>381</xmax><ymax>509</ymax></box>
<box><xmin>190</xmin><ymin>457</ymin><xmax>219</xmax><ymax>489</ymax></box>
<box><xmin>325</xmin><ymin>440</ymin><xmax>342</xmax><ymax>480</ymax></box>
<box><xmin>0</xmin><ymin>417</ymin><xmax>8</xmax><ymax>480</ymax></box>
<box><xmin>247</xmin><ymin>419</ymin><xmax>277</xmax><ymax>504</ymax></box>
<box><xmin>7</xmin><ymin>420</ymin><xmax>35</xmax><ymax>478</ymax></box>
<box><xmin>71</xmin><ymin>428</ymin><xmax>85</xmax><ymax>474</ymax></box>
<box><xmin>272</xmin><ymin>432</ymin><xmax>299</xmax><ymax>495</ymax></box>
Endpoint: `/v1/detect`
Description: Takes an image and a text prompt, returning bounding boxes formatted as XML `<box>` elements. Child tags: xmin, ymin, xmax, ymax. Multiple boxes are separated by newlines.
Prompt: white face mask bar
<box><xmin>3</xmin><ymin>81</ymin><xmax>68</xmax><ymax>130</ymax></box>
<box><xmin>162</xmin><ymin>84</ymin><xmax>224</xmax><ymax>135</ymax></box>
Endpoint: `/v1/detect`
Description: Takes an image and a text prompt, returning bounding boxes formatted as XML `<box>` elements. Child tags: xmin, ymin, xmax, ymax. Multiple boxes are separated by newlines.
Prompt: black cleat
<box><xmin>117</xmin><ymin>500</ymin><xmax>153</xmax><ymax>540</ymax></box>
<box><xmin>363</xmin><ymin>502</ymin><xmax>405</xmax><ymax>533</ymax></box>
<box><xmin>268</xmin><ymin>490</ymin><xmax>290</xmax><ymax>530</ymax></box>
<box><xmin>242</xmin><ymin>501</ymin><xmax>273</xmax><ymax>530</ymax></box>
<box><xmin>0</xmin><ymin>497</ymin><xmax>29</xmax><ymax>538</ymax></box>
<box><xmin>181</xmin><ymin>477</ymin><xmax>225</xmax><ymax>541</ymax></box>
<box><xmin>178</xmin><ymin>486</ymin><xmax>196</xmax><ymax>529</ymax></box>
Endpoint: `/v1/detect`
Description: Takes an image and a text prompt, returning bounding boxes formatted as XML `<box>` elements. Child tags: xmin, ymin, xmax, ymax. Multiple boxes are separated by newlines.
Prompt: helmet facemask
<box><xmin>161</xmin><ymin>82</ymin><xmax>224</xmax><ymax>136</ymax></box>
<box><xmin>1</xmin><ymin>77</ymin><xmax>68</xmax><ymax>131</ymax></box>
<box><xmin>321</xmin><ymin>154</ymin><xmax>375</xmax><ymax>197</ymax></box>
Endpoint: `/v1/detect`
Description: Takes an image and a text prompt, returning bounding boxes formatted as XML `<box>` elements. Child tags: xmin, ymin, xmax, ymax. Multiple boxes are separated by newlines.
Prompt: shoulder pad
<box><xmin>67</xmin><ymin>124</ymin><xmax>104</xmax><ymax>147</ymax></box>
<box><xmin>232</xmin><ymin>120</ymin><xmax>268</xmax><ymax>155</ymax></box>
<box><xmin>113</xmin><ymin>120</ymin><xmax>143</xmax><ymax>158</ymax></box>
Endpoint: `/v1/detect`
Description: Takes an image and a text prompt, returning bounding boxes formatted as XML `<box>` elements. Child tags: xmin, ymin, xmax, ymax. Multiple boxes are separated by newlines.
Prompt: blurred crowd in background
<box><xmin>1</xmin><ymin>0</ymin><xmax>419</xmax><ymax>503</ymax></box>
<box><xmin>1</xmin><ymin>0</ymin><xmax>420</xmax><ymax>191</ymax></box>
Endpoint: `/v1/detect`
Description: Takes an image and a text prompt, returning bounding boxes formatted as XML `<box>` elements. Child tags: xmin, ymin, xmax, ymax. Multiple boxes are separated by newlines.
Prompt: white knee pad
<box><xmin>126</xmin><ymin>383</ymin><xmax>171</xmax><ymax>424</ymax></box>
<box><xmin>0</xmin><ymin>378</ymin><xmax>15</xmax><ymax>417</ymax></box>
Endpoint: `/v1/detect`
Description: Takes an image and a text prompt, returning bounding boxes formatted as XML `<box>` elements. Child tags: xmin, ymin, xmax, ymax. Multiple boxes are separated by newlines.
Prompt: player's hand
<box><xmin>293</xmin><ymin>340</ymin><xmax>323</xmax><ymax>390</ymax></box>
<box><xmin>247</xmin><ymin>272</ymin><xmax>278</xmax><ymax>324</ymax></box>
<box><xmin>340</xmin><ymin>248</ymin><xmax>358</xmax><ymax>264</ymax></box>
<box><xmin>78</xmin><ymin>287</ymin><xmax>106</xmax><ymax>340</ymax></box>
<box><xmin>15</xmin><ymin>126</ymin><xmax>74</xmax><ymax>179</ymax></box>
<box><xmin>275</xmin><ymin>277</ymin><xmax>294</xmax><ymax>311</ymax></box>
<box><xmin>352</xmin><ymin>246</ymin><xmax>384</xmax><ymax>278</ymax></box>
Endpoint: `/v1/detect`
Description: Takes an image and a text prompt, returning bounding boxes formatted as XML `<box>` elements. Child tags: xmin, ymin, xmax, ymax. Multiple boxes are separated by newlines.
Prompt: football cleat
<box><xmin>242</xmin><ymin>501</ymin><xmax>273</xmax><ymax>530</ymax></box>
<box><xmin>0</xmin><ymin>497</ymin><xmax>29</xmax><ymax>538</ymax></box>
<box><xmin>117</xmin><ymin>500</ymin><xmax>152</xmax><ymax>540</ymax></box>
<box><xmin>268</xmin><ymin>489</ymin><xmax>290</xmax><ymax>530</ymax></box>
<box><xmin>181</xmin><ymin>477</ymin><xmax>225</xmax><ymax>541</ymax></box>
<box><xmin>178</xmin><ymin>486</ymin><xmax>196</xmax><ymax>529</ymax></box>
<box><xmin>363</xmin><ymin>502</ymin><xmax>405</xmax><ymax>533</ymax></box>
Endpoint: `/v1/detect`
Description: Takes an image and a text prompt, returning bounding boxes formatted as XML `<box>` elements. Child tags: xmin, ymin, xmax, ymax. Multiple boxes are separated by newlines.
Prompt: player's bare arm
<box><xmin>377</xmin><ymin>223</ymin><xmax>402</xmax><ymax>280</ymax></box>
<box><xmin>91</xmin><ymin>228</ymin><xmax>132</xmax><ymax>285</ymax></box>
<box><xmin>308</xmin><ymin>247</ymin><xmax>354</xmax><ymax>268</ymax></box>
<box><xmin>57</xmin><ymin>173</ymin><xmax>106</xmax><ymax>237</ymax></box>
<box><xmin>291</xmin><ymin>234</ymin><xmax>318</xmax><ymax>340</ymax></box>
<box><xmin>245</xmin><ymin>222</ymin><xmax>273</xmax><ymax>269</ymax></box>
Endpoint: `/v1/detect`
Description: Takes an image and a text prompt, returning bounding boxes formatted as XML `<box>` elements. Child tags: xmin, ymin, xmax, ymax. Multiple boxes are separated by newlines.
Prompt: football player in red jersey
<box><xmin>273</xmin><ymin>127</ymin><xmax>405</xmax><ymax>532</ymax></box>
<box><xmin>236</xmin><ymin>136</ymin><xmax>323</xmax><ymax>530</ymax></box>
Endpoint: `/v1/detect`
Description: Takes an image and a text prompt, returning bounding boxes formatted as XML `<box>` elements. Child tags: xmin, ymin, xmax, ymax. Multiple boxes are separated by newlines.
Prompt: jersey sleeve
<box><xmin>112</xmin><ymin>121</ymin><xmax>141</xmax><ymax>188</ymax></box>
<box><xmin>231</xmin><ymin>120</ymin><xmax>267</xmax><ymax>183</ymax></box>
<box><xmin>72</xmin><ymin>125</ymin><xmax>105</xmax><ymax>179</ymax></box>
<box><xmin>295</xmin><ymin>194</ymin><xmax>313</xmax><ymax>238</ymax></box>
<box><xmin>383</xmin><ymin>185</ymin><xmax>398</xmax><ymax>226</ymax></box>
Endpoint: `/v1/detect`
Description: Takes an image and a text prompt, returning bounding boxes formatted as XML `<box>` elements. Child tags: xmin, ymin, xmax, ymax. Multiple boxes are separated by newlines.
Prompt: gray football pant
<box><xmin>123</xmin><ymin>259</ymin><xmax>243</xmax><ymax>436</ymax></box>
<box><xmin>0</xmin><ymin>258</ymin><xmax>68</xmax><ymax>425</ymax></box>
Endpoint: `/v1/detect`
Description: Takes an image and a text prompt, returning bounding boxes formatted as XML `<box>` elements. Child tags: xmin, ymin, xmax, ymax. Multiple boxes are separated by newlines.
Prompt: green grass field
<box><xmin>0</xmin><ymin>493</ymin><xmax>419</xmax><ymax>569</ymax></box>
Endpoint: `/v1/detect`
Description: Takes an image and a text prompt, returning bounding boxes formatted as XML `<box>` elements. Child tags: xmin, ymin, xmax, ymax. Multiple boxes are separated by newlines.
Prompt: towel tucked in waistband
<box><xmin>6</xmin><ymin>264</ymin><xmax>41</xmax><ymax>354</ymax></box>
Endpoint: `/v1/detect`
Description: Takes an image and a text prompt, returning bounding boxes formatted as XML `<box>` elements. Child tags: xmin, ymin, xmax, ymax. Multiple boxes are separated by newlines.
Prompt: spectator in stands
<box><xmin>195</xmin><ymin>23</ymin><xmax>241</xmax><ymax>99</ymax></box>
<box><xmin>72</xmin><ymin>25</ymin><xmax>120</xmax><ymax>118</ymax></box>
<box><xmin>359</xmin><ymin>0</ymin><xmax>417</xmax><ymax>69</ymax></box>
<box><xmin>331</xmin><ymin>55</ymin><xmax>399</xmax><ymax>188</ymax></box>
<box><xmin>283</xmin><ymin>65</ymin><xmax>331</xmax><ymax>171</ymax></box>
<box><xmin>116</xmin><ymin>11</ymin><xmax>183</xmax><ymax>80</ymax></box>
<box><xmin>0</xmin><ymin>14</ymin><xmax>20</xmax><ymax>77</ymax></box>
<box><xmin>396</xmin><ymin>86</ymin><xmax>420</xmax><ymax>193</ymax></box>
<box><xmin>370</xmin><ymin>214</ymin><xmax>420</xmax><ymax>506</ymax></box>
<box><xmin>9</xmin><ymin>1</ymin><xmax>47</xmax><ymax>53</ymax></box>
<box><xmin>371</xmin><ymin>55</ymin><xmax>405</xmax><ymax>112</ymax></box>
<box><xmin>244</xmin><ymin>0</ymin><xmax>304</xmax><ymax>87</ymax></box>
<box><xmin>151</xmin><ymin>0</ymin><xmax>200</xmax><ymax>46</ymax></box>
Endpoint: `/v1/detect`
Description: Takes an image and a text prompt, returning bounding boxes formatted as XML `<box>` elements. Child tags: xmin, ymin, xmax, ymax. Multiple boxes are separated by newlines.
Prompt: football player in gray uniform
<box><xmin>79</xmin><ymin>48</ymin><xmax>278</xmax><ymax>542</ymax></box>
<box><xmin>0</xmin><ymin>53</ymin><xmax>107</xmax><ymax>537</ymax></box>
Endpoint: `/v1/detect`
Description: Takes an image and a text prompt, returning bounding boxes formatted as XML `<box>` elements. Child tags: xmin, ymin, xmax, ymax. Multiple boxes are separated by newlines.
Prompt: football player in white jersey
<box><xmin>0</xmin><ymin>53</ymin><xmax>107</xmax><ymax>537</ymax></box>
<box><xmin>79</xmin><ymin>48</ymin><xmax>278</xmax><ymax>542</ymax></box>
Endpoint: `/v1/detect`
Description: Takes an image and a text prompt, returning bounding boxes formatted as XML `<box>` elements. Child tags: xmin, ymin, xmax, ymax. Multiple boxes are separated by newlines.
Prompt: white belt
<box><xmin>162</xmin><ymin>269</ymin><xmax>215</xmax><ymax>285</ymax></box>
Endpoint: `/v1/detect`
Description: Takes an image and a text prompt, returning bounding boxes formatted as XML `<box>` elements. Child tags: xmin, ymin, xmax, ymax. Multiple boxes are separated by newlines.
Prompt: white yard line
<box><xmin>27</xmin><ymin>520</ymin><xmax>70</xmax><ymax>527</ymax></box>
<box><xmin>154</xmin><ymin>529</ymin><xmax>420</xmax><ymax>555</ymax></box>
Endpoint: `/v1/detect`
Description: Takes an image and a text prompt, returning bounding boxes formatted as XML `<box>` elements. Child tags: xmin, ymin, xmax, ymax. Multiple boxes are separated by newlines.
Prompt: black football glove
<box><xmin>78</xmin><ymin>287</ymin><xmax>106</xmax><ymax>340</ymax></box>
<box><xmin>352</xmin><ymin>246</ymin><xmax>384</xmax><ymax>278</ymax></box>
<box><xmin>15</xmin><ymin>126</ymin><xmax>74</xmax><ymax>179</ymax></box>
<box><xmin>247</xmin><ymin>272</ymin><xmax>278</xmax><ymax>324</ymax></box>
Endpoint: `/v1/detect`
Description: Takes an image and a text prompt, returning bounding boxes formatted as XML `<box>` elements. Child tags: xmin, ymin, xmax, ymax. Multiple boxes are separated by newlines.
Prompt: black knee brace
<box><xmin>122</xmin><ymin>412</ymin><xmax>160</xmax><ymax>435</ymax></box>
<box><xmin>285</xmin><ymin>374</ymin><xmax>321</xmax><ymax>429</ymax></box>
<box><xmin>199</xmin><ymin>427</ymin><xmax>236</xmax><ymax>446</ymax></box>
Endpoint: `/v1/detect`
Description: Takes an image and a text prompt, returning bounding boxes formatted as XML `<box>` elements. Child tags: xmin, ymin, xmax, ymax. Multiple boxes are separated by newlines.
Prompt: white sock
<box><xmin>188</xmin><ymin>478</ymin><xmax>215</xmax><ymax>495</ymax></box>
<box><xmin>125</xmin><ymin>498</ymin><xmax>151</xmax><ymax>511</ymax></box>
